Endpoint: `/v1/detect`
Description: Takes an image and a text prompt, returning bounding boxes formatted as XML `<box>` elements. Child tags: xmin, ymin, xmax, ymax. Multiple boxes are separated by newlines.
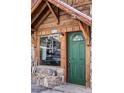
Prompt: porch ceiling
<box><xmin>31</xmin><ymin>0</ymin><xmax>92</xmax><ymax>30</ymax></box>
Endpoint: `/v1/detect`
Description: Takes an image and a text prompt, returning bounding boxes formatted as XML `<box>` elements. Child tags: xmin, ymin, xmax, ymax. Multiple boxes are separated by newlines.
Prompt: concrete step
<box><xmin>53</xmin><ymin>83</ymin><xmax>92</xmax><ymax>93</ymax></box>
<box><xmin>31</xmin><ymin>83</ymin><xmax>91</xmax><ymax>93</ymax></box>
<box><xmin>31</xmin><ymin>84</ymin><xmax>49</xmax><ymax>93</ymax></box>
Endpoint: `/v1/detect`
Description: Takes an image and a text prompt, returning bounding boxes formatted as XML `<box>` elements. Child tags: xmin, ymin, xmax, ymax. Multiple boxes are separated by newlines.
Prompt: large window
<box><xmin>40</xmin><ymin>34</ymin><xmax>61</xmax><ymax>66</ymax></box>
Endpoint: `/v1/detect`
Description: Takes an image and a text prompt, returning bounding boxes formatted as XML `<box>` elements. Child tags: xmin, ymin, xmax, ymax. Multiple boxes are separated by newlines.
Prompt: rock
<box><xmin>32</xmin><ymin>66</ymin><xmax>64</xmax><ymax>88</ymax></box>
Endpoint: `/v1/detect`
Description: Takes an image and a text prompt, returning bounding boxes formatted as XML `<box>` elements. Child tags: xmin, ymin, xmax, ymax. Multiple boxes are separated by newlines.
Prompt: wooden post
<box><xmin>35</xmin><ymin>31</ymin><xmax>41</xmax><ymax>65</ymax></box>
<box><xmin>78</xmin><ymin>21</ymin><xmax>91</xmax><ymax>88</ymax></box>
<box><xmin>60</xmin><ymin>32</ymin><xmax>67</xmax><ymax>82</ymax></box>
<box><xmin>84</xmin><ymin>24</ymin><xmax>91</xmax><ymax>88</ymax></box>
<box><xmin>85</xmin><ymin>40</ymin><xmax>91</xmax><ymax>87</ymax></box>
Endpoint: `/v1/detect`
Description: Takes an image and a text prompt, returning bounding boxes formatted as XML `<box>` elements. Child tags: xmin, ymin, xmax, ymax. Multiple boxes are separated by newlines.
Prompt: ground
<box><xmin>32</xmin><ymin>84</ymin><xmax>64</xmax><ymax>93</ymax></box>
<box><xmin>32</xmin><ymin>83</ymin><xmax>92</xmax><ymax>93</ymax></box>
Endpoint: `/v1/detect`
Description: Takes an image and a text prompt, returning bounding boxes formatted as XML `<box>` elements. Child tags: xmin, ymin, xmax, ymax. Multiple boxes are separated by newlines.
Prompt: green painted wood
<box><xmin>68</xmin><ymin>32</ymin><xmax>86</xmax><ymax>85</ymax></box>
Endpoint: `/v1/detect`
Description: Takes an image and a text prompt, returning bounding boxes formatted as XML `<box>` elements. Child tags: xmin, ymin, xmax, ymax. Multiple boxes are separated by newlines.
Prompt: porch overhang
<box><xmin>31</xmin><ymin>0</ymin><xmax>92</xmax><ymax>27</ymax></box>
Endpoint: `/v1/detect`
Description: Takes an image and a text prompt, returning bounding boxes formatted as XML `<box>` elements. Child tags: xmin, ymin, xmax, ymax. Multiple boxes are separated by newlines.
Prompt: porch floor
<box><xmin>32</xmin><ymin>83</ymin><xmax>92</xmax><ymax>93</ymax></box>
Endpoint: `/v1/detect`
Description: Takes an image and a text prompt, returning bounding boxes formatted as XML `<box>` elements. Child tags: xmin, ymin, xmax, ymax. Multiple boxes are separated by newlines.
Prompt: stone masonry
<box><xmin>32</xmin><ymin>66</ymin><xmax>64</xmax><ymax>88</ymax></box>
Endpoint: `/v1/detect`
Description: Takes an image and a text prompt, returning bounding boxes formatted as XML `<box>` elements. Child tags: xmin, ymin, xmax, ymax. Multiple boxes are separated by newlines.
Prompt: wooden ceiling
<box><xmin>31</xmin><ymin>0</ymin><xmax>92</xmax><ymax>30</ymax></box>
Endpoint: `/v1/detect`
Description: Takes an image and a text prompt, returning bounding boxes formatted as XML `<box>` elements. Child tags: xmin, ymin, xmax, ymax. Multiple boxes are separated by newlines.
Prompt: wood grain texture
<box><xmin>31</xmin><ymin>0</ymin><xmax>42</xmax><ymax>14</ymax></box>
<box><xmin>32</xmin><ymin>0</ymin><xmax>92</xmax><ymax>88</ymax></box>
<box><xmin>60</xmin><ymin>32</ymin><xmax>68</xmax><ymax>82</ymax></box>
<box><xmin>78</xmin><ymin>21</ymin><xmax>91</xmax><ymax>87</ymax></box>
<box><xmin>32</xmin><ymin>3</ymin><xmax>47</xmax><ymax>24</ymax></box>
<box><xmin>46</xmin><ymin>2</ymin><xmax>59</xmax><ymax>23</ymax></box>
<box><xmin>34</xmin><ymin>9</ymin><xmax>51</xmax><ymax>28</ymax></box>
<box><xmin>48</xmin><ymin>0</ymin><xmax>92</xmax><ymax>26</ymax></box>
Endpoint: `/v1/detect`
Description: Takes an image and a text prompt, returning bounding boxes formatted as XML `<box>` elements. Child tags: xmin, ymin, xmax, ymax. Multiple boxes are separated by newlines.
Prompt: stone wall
<box><xmin>32</xmin><ymin>66</ymin><xmax>64</xmax><ymax>88</ymax></box>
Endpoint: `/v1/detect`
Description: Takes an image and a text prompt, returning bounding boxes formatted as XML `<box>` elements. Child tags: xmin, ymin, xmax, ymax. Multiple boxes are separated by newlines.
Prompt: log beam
<box><xmin>78</xmin><ymin>21</ymin><xmax>90</xmax><ymax>41</ymax></box>
<box><xmin>32</xmin><ymin>3</ymin><xmax>47</xmax><ymax>24</ymax></box>
<box><xmin>34</xmin><ymin>9</ymin><xmax>51</xmax><ymax>29</ymax></box>
<box><xmin>48</xmin><ymin>0</ymin><xmax>92</xmax><ymax>26</ymax></box>
<box><xmin>31</xmin><ymin>28</ymin><xmax>37</xmax><ymax>32</ymax></box>
<box><xmin>46</xmin><ymin>2</ymin><xmax>59</xmax><ymax>24</ymax></box>
<box><xmin>35</xmin><ymin>32</ymin><xmax>41</xmax><ymax>65</ymax></box>
<box><xmin>32</xmin><ymin>0</ymin><xmax>43</xmax><ymax>14</ymax></box>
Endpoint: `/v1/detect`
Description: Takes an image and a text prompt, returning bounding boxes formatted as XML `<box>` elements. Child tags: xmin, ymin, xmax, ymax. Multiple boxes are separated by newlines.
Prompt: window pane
<box><xmin>40</xmin><ymin>34</ymin><xmax>60</xmax><ymax>66</ymax></box>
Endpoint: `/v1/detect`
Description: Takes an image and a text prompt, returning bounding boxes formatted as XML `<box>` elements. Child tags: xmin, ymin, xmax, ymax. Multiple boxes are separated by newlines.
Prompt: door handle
<box><xmin>68</xmin><ymin>57</ymin><xmax>71</xmax><ymax>65</ymax></box>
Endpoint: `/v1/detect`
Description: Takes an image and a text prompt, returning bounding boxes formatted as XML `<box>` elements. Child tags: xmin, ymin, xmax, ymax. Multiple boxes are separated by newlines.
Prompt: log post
<box><xmin>78</xmin><ymin>21</ymin><xmax>91</xmax><ymax>88</ymax></box>
<box><xmin>60</xmin><ymin>32</ymin><xmax>67</xmax><ymax>82</ymax></box>
<box><xmin>35</xmin><ymin>31</ymin><xmax>41</xmax><ymax>65</ymax></box>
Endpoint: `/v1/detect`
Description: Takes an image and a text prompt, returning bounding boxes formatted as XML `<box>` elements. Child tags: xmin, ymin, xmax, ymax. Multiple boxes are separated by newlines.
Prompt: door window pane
<box><xmin>72</xmin><ymin>34</ymin><xmax>83</xmax><ymax>41</ymax></box>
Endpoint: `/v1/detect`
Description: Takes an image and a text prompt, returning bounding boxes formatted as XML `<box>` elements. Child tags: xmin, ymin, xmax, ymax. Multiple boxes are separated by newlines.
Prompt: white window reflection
<box><xmin>72</xmin><ymin>35</ymin><xmax>83</xmax><ymax>41</ymax></box>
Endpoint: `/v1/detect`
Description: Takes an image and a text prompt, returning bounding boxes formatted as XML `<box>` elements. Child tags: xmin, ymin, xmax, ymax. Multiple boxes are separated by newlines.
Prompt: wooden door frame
<box><xmin>78</xmin><ymin>22</ymin><xmax>91</xmax><ymax>87</ymax></box>
<box><xmin>64</xmin><ymin>22</ymin><xmax>91</xmax><ymax>88</ymax></box>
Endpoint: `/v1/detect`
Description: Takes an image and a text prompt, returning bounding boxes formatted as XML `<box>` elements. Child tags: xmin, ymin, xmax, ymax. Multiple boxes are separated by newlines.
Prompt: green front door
<box><xmin>68</xmin><ymin>32</ymin><xmax>85</xmax><ymax>85</ymax></box>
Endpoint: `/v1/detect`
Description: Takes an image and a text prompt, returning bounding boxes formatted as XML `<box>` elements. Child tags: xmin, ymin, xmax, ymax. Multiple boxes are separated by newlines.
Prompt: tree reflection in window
<box><xmin>40</xmin><ymin>34</ymin><xmax>60</xmax><ymax>66</ymax></box>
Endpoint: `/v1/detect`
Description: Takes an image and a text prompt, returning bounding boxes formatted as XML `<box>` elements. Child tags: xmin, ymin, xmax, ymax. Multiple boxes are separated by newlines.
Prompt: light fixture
<box><xmin>51</xmin><ymin>27</ymin><xmax>64</xmax><ymax>36</ymax></box>
<box><xmin>51</xmin><ymin>27</ymin><xmax>58</xmax><ymax>34</ymax></box>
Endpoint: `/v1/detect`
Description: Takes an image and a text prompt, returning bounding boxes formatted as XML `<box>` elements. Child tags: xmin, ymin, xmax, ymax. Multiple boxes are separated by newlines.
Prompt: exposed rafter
<box><xmin>32</xmin><ymin>0</ymin><xmax>92</xmax><ymax>29</ymax></box>
<box><xmin>57</xmin><ymin>7</ymin><xmax>60</xmax><ymax>24</ymax></box>
<box><xmin>46</xmin><ymin>1</ymin><xmax>59</xmax><ymax>24</ymax></box>
<box><xmin>34</xmin><ymin>9</ymin><xmax>51</xmax><ymax>29</ymax></box>
<box><xmin>47</xmin><ymin>0</ymin><xmax>92</xmax><ymax>26</ymax></box>
<box><xmin>78</xmin><ymin>21</ymin><xmax>90</xmax><ymax>41</ymax></box>
<box><xmin>31</xmin><ymin>28</ymin><xmax>37</xmax><ymax>32</ymax></box>
<box><xmin>32</xmin><ymin>0</ymin><xmax>43</xmax><ymax>14</ymax></box>
<box><xmin>32</xmin><ymin>3</ymin><xmax>47</xmax><ymax>24</ymax></box>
